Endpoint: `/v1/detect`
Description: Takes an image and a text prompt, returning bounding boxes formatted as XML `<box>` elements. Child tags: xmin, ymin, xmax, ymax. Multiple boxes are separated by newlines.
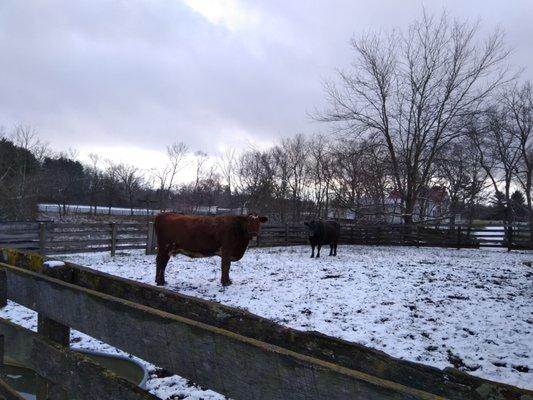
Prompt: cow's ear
<box><xmin>259</xmin><ymin>216</ymin><xmax>268</xmax><ymax>223</ymax></box>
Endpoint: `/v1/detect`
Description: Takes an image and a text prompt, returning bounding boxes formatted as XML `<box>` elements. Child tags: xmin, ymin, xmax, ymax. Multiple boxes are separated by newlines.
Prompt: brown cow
<box><xmin>154</xmin><ymin>212</ymin><xmax>268</xmax><ymax>286</ymax></box>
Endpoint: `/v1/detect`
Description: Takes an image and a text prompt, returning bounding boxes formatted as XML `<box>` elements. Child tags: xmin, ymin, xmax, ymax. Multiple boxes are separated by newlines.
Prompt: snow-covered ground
<box><xmin>2</xmin><ymin>245</ymin><xmax>532</xmax><ymax>398</ymax></box>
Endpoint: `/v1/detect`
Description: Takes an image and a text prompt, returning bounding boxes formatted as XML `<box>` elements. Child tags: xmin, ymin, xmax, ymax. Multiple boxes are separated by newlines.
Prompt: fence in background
<box><xmin>0</xmin><ymin>221</ymin><xmax>149</xmax><ymax>255</ymax></box>
<box><xmin>0</xmin><ymin>221</ymin><xmax>532</xmax><ymax>256</ymax></box>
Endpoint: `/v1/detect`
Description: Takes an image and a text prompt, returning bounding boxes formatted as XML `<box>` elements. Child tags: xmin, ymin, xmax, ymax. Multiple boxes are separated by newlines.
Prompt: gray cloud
<box><xmin>0</xmin><ymin>0</ymin><xmax>532</xmax><ymax>165</ymax></box>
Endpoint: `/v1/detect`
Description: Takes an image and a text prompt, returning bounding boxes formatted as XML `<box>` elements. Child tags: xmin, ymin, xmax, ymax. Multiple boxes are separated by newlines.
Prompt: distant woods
<box><xmin>1</xmin><ymin>12</ymin><xmax>532</xmax><ymax>224</ymax></box>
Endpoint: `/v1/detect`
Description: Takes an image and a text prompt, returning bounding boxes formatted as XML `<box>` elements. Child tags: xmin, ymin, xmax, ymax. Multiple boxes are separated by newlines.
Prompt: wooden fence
<box><xmin>0</xmin><ymin>221</ymin><xmax>150</xmax><ymax>255</ymax></box>
<box><xmin>0</xmin><ymin>221</ymin><xmax>532</xmax><ymax>256</ymax></box>
<box><xmin>337</xmin><ymin>223</ymin><xmax>533</xmax><ymax>250</ymax></box>
<box><xmin>1</xmin><ymin>249</ymin><xmax>531</xmax><ymax>399</ymax></box>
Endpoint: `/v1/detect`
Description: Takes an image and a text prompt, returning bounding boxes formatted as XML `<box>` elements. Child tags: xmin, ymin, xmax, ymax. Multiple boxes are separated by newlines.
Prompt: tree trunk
<box><xmin>403</xmin><ymin>196</ymin><xmax>415</xmax><ymax>224</ymax></box>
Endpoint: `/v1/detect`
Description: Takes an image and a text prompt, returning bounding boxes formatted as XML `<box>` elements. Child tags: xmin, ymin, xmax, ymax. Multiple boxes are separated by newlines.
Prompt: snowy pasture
<box><xmin>2</xmin><ymin>245</ymin><xmax>532</xmax><ymax>399</ymax></box>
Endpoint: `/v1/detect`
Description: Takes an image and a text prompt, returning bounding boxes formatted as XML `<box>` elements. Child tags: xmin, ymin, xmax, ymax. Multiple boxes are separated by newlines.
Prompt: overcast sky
<box><xmin>1</xmin><ymin>0</ymin><xmax>532</xmax><ymax>172</ymax></box>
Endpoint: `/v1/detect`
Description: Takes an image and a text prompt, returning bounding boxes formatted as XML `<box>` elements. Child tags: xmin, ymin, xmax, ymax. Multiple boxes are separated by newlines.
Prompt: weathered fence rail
<box><xmin>1</xmin><ymin>249</ymin><xmax>531</xmax><ymax>399</ymax></box>
<box><xmin>0</xmin><ymin>221</ymin><xmax>532</xmax><ymax>256</ymax></box>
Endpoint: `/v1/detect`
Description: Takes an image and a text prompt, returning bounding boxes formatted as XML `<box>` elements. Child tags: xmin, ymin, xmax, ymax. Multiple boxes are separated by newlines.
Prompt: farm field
<box><xmin>2</xmin><ymin>245</ymin><xmax>532</xmax><ymax>399</ymax></box>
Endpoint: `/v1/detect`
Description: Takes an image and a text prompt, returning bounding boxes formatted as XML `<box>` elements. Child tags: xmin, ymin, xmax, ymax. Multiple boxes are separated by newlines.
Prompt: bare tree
<box><xmin>435</xmin><ymin>138</ymin><xmax>488</xmax><ymax>225</ymax></box>
<box><xmin>217</xmin><ymin>149</ymin><xmax>237</xmax><ymax>196</ymax></box>
<box><xmin>488</xmin><ymin>106</ymin><xmax>522</xmax><ymax>223</ymax></box>
<box><xmin>87</xmin><ymin>153</ymin><xmax>102</xmax><ymax>214</ymax></box>
<box><xmin>0</xmin><ymin>126</ymin><xmax>10</xmax><ymax>185</ymax></box>
<box><xmin>9</xmin><ymin>125</ymin><xmax>48</xmax><ymax>218</ymax></box>
<box><xmin>282</xmin><ymin>134</ymin><xmax>309</xmax><ymax>221</ymax></box>
<box><xmin>329</xmin><ymin>138</ymin><xmax>392</xmax><ymax>221</ymax></box>
<box><xmin>319</xmin><ymin>11</ymin><xmax>510</xmax><ymax>223</ymax></box>
<box><xmin>117</xmin><ymin>163</ymin><xmax>143</xmax><ymax>215</ymax></box>
<box><xmin>11</xmin><ymin>124</ymin><xmax>50</xmax><ymax>162</ymax></box>
<box><xmin>191</xmin><ymin>151</ymin><xmax>208</xmax><ymax>212</ymax></box>
<box><xmin>103</xmin><ymin>160</ymin><xmax>121</xmax><ymax>215</ymax></box>
<box><xmin>151</xmin><ymin>141</ymin><xmax>188</xmax><ymax>210</ymax></box>
<box><xmin>308</xmin><ymin>134</ymin><xmax>334</xmax><ymax>219</ymax></box>
<box><xmin>504</xmin><ymin>82</ymin><xmax>533</xmax><ymax>223</ymax></box>
<box><xmin>236</xmin><ymin>150</ymin><xmax>276</xmax><ymax>217</ymax></box>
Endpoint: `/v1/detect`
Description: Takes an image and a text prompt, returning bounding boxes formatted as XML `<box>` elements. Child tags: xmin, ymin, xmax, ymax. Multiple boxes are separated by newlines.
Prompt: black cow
<box><xmin>304</xmin><ymin>220</ymin><xmax>340</xmax><ymax>258</ymax></box>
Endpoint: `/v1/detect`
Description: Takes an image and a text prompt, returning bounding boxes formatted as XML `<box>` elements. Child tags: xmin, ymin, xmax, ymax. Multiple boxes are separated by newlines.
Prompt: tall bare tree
<box><xmin>308</xmin><ymin>134</ymin><xmax>334</xmax><ymax>219</ymax></box>
<box><xmin>319</xmin><ymin>11</ymin><xmax>510</xmax><ymax>223</ymax></box>
<box><xmin>217</xmin><ymin>148</ymin><xmax>237</xmax><ymax>197</ymax></box>
<box><xmin>282</xmin><ymin>133</ymin><xmax>309</xmax><ymax>221</ymax></box>
<box><xmin>504</xmin><ymin>82</ymin><xmax>533</xmax><ymax>222</ymax></box>
<box><xmin>435</xmin><ymin>138</ymin><xmax>488</xmax><ymax>226</ymax></box>
<box><xmin>117</xmin><ymin>163</ymin><xmax>143</xmax><ymax>215</ymax></box>
<box><xmin>151</xmin><ymin>141</ymin><xmax>188</xmax><ymax>210</ymax></box>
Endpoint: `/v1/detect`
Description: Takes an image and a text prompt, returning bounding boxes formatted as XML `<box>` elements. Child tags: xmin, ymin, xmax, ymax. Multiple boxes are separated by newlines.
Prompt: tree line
<box><xmin>1</xmin><ymin>12</ymin><xmax>531</xmax><ymax>225</ymax></box>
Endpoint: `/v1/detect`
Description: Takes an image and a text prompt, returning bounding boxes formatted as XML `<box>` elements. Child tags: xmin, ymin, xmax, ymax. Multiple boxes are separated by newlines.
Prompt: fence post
<box><xmin>529</xmin><ymin>222</ymin><xmax>533</xmax><ymax>249</ymax></box>
<box><xmin>507</xmin><ymin>225</ymin><xmax>513</xmax><ymax>252</ymax></box>
<box><xmin>146</xmin><ymin>222</ymin><xmax>155</xmax><ymax>255</ymax></box>
<box><xmin>0</xmin><ymin>270</ymin><xmax>6</xmax><ymax>308</ymax></box>
<box><xmin>34</xmin><ymin>263</ymin><xmax>72</xmax><ymax>400</ymax></box>
<box><xmin>456</xmin><ymin>225</ymin><xmax>461</xmax><ymax>249</ymax></box>
<box><xmin>110</xmin><ymin>222</ymin><xmax>117</xmax><ymax>257</ymax></box>
<box><xmin>37</xmin><ymin>263</ymin><xmax>72</xmax><ymax>348</ymax></box>
<box><xmin>0</xmin><ymin>334</ymin><xmax>3</xmax><ymax>366</ymax></box>
<box><xmin>38</xmin><ymin>222</ymin><xmax>46</xmax><ymax>254</ymax></box>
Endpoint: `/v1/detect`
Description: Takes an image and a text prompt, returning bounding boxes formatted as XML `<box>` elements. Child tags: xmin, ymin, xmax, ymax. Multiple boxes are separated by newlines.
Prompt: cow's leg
<box><xmin>334</xmin><ymin>242</ymin><xmax>338</xmax><ymax>256</ymax></box>
<box><xmin>221</xmin><ymin>256</ymin><xmax>232</xmax><ymax>286</ymax></box>
<box><xmin>155</xmin><ymin>251</ymin><xmax>170</xmax><ymax>286</ymax></box>
<box><xmin>310</xmin><ymin>245</ymin><xmax>315</xmax><ymax>258</ymax></box>
<box><xmin>329</xmin><ymin>244</ymin><xmax>334</xmax><ymax>256</ymax></box>
<box><xmin>316</xmin><ymin>243</ymin><xmax>321</xmax><ymax>258</ymax></box>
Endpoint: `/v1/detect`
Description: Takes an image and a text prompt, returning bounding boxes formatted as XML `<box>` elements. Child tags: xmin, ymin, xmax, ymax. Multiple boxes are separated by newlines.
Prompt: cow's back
<box><xmin>319</xmin><ymin>220</ymin><xmax>340</xmax><ymax>243</ymax></box>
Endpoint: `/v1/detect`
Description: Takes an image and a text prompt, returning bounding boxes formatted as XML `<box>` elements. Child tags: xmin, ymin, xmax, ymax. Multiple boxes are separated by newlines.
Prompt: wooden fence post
<box><xmin>38</xmin><ymin>263</ymin><xmax>72</xmax><ymax>347</ymax></box>
<box><xmin>0</xmin><ymin>334</ymin><xmax>3</xmax><ymax>365</ymax></box>
<box><xmin>38</xmin><ymin>262</ymin><xmax>71</xmax><ymax>400</ymax></box>
<box><xmin>110</xmin><ymin>222</ymin><xmax>117</xmax><ymax>257</ymax></box>
<box><xmin>0</xmin><ymin>270</ymin><xmax>6</xmax><ymax>308</ymax></box>
<box><xmin>507</xmin><ymin>225</ymin><xmax>513</xmax><ymax>252</ymax></box>
<box><xmin>456</xmin><ymin>225</ymin><xmax>461</xmax><ymax>249</ymax></box>
<box><xmin>38</xmin><ymin>222</ymin><xmax>46</xmax><ymax>254</ymax></box>
<box><xmin>146</xmin><ymin>222</ymin><xmax>155</xmax><ymax>255</ymax></box>
<box><xmin>37</xmin><ymin>314</ymin><xmax>70</xmax><ymax>347</ymax></box>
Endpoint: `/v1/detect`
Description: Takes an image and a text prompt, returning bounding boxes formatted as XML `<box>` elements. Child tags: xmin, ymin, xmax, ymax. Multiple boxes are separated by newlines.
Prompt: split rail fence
<box><xmin>0</xmin><ymin>221</ymin><xmax>532</xmax><ymax>256</ymax></box>
<box><xmin>1</xmin><ymin>249</ymin><xmax>531</xmax><ymax>399</ymax></box>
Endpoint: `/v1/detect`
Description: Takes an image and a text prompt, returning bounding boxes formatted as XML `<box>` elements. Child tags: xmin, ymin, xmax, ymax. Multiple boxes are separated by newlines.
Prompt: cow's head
<box><xmin>246</xmin><ymin>214</ymin><xmax>268</xmax><ymax>238</ymax></box>
<box><xmin>304</xmin><ymin>220</ymin><xmax>319</xmax><ymax>235</ymax></box>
